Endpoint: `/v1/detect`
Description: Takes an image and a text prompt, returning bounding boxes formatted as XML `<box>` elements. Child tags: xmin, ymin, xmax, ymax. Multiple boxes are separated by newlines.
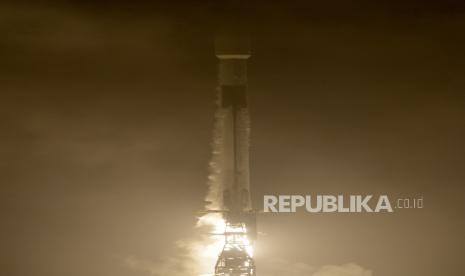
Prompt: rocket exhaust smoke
<box><xmin>124</xmin><ymin>91</ymin><xmax>230</xmax><ymax>276</ymax></box>
<box><xmin>124</xmin><ymin>36</ymin><xmax>253</xmax><ymax>276</ymax></box>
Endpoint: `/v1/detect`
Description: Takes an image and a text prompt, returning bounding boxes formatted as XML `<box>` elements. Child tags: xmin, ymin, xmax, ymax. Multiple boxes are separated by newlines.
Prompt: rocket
<box><xmin>215</xmin><ymin>35</ymin><xmax>254</xmax><ymax>224</ymax></box>
<box><xmin>214</xmin><ymin>35</ymin><xmax>257</xmax><ymax>276</ymax></box>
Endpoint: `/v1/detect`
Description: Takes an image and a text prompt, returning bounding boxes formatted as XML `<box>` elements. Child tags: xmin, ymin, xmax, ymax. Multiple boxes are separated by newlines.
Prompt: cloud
<box><xmin>314</xmin><ymin>263</ymin><xmax>372</xmax><ymax>276</ymax></box>
<box><xmin>123</xmin><ymin>220</ymin><xmax>222</xmax><ymax>276</ymax></box>
<box><xmin>259</xmin><ymin>258</ymin><xmax>372</xmax><ymax>276</ymax></box>
<box><xmin>125</xmin><ymin>252</ymin><xmax>373</xmax><ymax>276</ymax></box>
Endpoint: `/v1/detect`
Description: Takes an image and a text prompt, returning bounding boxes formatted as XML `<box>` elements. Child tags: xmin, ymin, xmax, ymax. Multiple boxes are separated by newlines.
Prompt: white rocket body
<box><xmin>215</xmin><ymin>38</ymin><xmax>252</xmax><ymax>219</ymax></box>
<box><xmin>213</xmin><ymin>35</ymin><xmax>257</xmax><ymax>276</ymax></box>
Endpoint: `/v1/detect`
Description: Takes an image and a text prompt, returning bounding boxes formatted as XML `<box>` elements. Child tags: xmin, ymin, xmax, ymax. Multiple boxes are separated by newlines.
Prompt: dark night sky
<box><xmin>1</xmin><ymin>1</ymin><xmax>464</xmax><ymax>276</ymax></box>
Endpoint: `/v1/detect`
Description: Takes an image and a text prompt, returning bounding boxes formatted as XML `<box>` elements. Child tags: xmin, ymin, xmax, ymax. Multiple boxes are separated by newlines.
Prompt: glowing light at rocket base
<box><xmin>196</xmin><ymin>213</ymin><xmax>255</xmax><ymax>275</ymax></box>
<box><xmin>196</xmin><ymin>214</ymin><xmax>226</xmax><ymax>258</ymax></box>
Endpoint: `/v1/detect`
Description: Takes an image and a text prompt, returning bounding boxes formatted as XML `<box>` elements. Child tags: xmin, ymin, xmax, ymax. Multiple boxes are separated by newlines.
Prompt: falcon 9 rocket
<box><xmin>213</xmin><ymin>35</ymin><xmax>257</xmax><ymax>276</ymax></box>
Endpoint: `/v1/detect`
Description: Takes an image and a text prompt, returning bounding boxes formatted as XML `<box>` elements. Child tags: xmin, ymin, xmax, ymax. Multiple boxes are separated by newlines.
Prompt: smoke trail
<box><xmin>204</xmin><ymin>105</ymin><xmax>227</xmax><ymax>212</ymax></box>
<box><xmin>125</xmin><ymin>94</ymin><xmax>227</xmax><ymax>276</ymax></box>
